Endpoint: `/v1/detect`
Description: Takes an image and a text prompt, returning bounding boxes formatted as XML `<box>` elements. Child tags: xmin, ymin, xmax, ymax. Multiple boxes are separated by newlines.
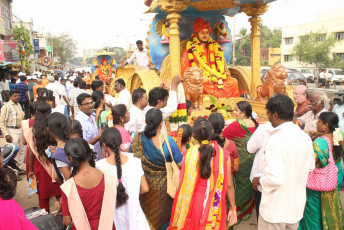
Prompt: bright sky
<box><xmin>12</xmin><ymin>0</ymin><xmax>344</xmax><ymax>56</ymax></box>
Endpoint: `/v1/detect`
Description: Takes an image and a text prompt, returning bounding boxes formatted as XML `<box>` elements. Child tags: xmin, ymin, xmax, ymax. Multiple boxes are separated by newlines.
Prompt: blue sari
<box><xmin>130</xmin><ymin>133</ymin><xmax>182</xmax><ymax>230</ymax></box>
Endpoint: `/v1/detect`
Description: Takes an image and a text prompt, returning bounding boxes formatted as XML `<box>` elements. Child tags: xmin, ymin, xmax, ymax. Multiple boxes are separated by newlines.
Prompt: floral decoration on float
<box><xmin>169</xmin><ymin>84</ymin><xmax>188</xmax><ymax>138</ymax></box>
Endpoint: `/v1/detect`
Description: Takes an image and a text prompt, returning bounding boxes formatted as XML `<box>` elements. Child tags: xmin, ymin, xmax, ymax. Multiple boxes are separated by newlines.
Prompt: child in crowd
<box><xmin>176</xmin><ymin>124</ymin><xmax>192</xmax><ymax>154</ymax></box>
<box><xmin>46</xmin><ymin>113</ymin><xmax>71</xmax><ymax>182</ymax></box>
<box><xmin>68</xmin><ymin>119</ymin><xmax>83</xmax><ymax>138</ymax></box>
<box><xmin>208</xmin><ymin>113</ymin><xmax>240</xmax><ymax>173</ymax></box>
<box><xmin>61</xmin><ymin>138</ymin><xmax>116</xmax><ymax>230</ymax></box>
<box><xmin>96</xmin><ymin>128</ymin><xmax>150</xmax><ymax>230</ymax></box>
<box><xmin>112</xmin><ymin>104</ymin><xmax>132</xmax><ymax>152</ymax></box>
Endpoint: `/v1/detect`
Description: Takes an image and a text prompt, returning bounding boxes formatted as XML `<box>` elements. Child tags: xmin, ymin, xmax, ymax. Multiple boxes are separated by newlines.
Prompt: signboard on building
<box><xmin>3</xmin><ymin>40</ymin><xmax>20</xmax><ymax>61</ymax></box>
<box><xmin>33</xmin><ymin>39</ymin><xmax>40</xmax><ymax>54</ymax></box>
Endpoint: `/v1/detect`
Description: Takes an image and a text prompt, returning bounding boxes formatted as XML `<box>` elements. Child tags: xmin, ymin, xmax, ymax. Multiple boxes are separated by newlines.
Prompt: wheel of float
<box><xmin>128</xmin><ymin>70</ymin><xmax>161</xmax><ymax>93</ymax></box>
<box><xmin>228</xmin><ymin>66</ymin><xmax>252</xmax><ymax>95</ymax></box>
<box><xmin>3</xmin><ymin>167</ymin><xmax>17</xmax><ymax>190</ymax></box>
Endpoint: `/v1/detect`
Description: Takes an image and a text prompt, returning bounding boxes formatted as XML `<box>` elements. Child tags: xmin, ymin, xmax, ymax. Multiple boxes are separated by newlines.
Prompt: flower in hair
<box><xmin>333</xmin><ymin>128</ymin><xmax>343</xmax><ymax>146</ymax></box>
<box><xmin>201</xmin><ymin>140</ymin><xmax>209</xmax><ymax>145</ymax></box>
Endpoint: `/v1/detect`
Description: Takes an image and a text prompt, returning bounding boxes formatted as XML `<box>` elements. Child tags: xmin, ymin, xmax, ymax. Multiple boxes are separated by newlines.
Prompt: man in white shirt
<box><xmin>45</xmin><ymin>75</ymin><xmax>59</xmax><ymax>104</ymax></box>
<box><xmin>297</xmin><ymin>91</ymin><xmax>328</xmax><ymax>132</ymax></box>
<box><xmin>120</xmin><ymin>40</ymin><xmax>150</xmax><ymax>69</ymax></box>
<box><xmin>253</xmin><ymin>95</ymin><xmax>315</xmax><ymax>230</ymax></box>
<box><xmin>247</xmin><ymin>121</ymin><xmax>274</xmax><ymax>221</ymax></box>
<box><xmin>125</xmin><ymin>88</ymin><xmax>148</xmax><ymax>133</ymax></box>
<box><xmin>115</xmin><ymin>79</ymin><xmax>132</xmax><ymax>109</ymax></box>
<box><xmin>143</xmin><ymin>75</ymin><xmax>182</xmax><ymax>134</ymax></box>
<box><xmin>71</xmin><ymin>80</ymin><xmax>87</xmax><ymax>118</ymax></box>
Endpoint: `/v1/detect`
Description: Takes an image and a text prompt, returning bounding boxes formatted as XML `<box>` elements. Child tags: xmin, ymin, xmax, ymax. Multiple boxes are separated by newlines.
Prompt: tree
<box><xmin>109</xmin><ymin>47</ymin><xmax>126</xmax><ymax>64</ymax></box>
<box><xmin>13</xmin><ymin>25</ymin><xmax>34</xmax><ymax>73</ymax></box>
<box><xmin>291</xmin><ymin>32</ymin><xmax>338</xmax><ymax>68</ymax></box>
<box><xmin>46</xmin><ymin>33</ymin><xmax>77</xmax><ymax>65</ymax></box>
<box><xmin>260</xmin><ymin>23</ymin><xmax>282</xmax><ymax>48</ymax></box>
<box><xmin>237</xmin><ymin>28</ymin><xmax>250</xmax><ymax>57</ymax></box>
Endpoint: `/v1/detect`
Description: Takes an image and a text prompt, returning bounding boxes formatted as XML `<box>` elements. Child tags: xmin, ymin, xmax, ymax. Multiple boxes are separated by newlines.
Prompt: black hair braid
<box><xmin>199</xmin><ymin>121</ymin><xmax>215</xmax><ymax>179</ymax></box>
<box><xmin>70</xmin><ymin>160</ymin><xmax>80</xmax><ymax>178</ymax></box>
<box><xmin>212</xmin><ymin>132</ymin><xmax>225</xmax><ymax>147</ymax></box>
<box><xmin>112</xmin><ymin>145</ymin><xmax>128</xmax><ymax>208</ymax></box>
<box><xmin>88</xmin><ymin>151</ymin><xmax>96</xmax><ymax>168</ymax></box>
<box><xmin>0</xmin><ymin>167</ymin><xmax>15</xmax><ymax>200</ymax></box>
<box><xmin>251</xmin><ymin>117</ymin><xmax>259</xmax><ymax>128</ymax></box>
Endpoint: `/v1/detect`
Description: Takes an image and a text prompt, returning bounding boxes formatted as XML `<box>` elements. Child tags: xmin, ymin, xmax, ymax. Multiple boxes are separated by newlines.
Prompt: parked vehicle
<box><xmin>322</xmin><ymin>68</ymin><xmax>344</xmax><ymax>85</ymax></box>
<box><xmin>315</xmin><ymin>78</ymin><xmax>336</xmax><ymax>89</ymax></box>
<box><xmin>289</xmin><ymin>68</ymin><xmax>314</xmax><ymax>83</ymax></box>
<box><xmin>260</xmin><ymin>68</ymin><xmax>307</xmax><ymax>86</ymax></box>
<box><xmin>2</xmin><ymin>143</ymin><xmax>20</xmax><ymax>190</ymax></box>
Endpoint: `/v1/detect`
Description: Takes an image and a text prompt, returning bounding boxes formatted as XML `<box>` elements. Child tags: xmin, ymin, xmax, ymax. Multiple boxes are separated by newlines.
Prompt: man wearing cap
<box><xmin>181</xmin><ymin>18</ymin><xmax>239</xmax><ymax>98</ymax></box>
<box><xmin>27</xmin><ymin>76</ymin><xmax>36</xmax><ymax>102</ymax></box>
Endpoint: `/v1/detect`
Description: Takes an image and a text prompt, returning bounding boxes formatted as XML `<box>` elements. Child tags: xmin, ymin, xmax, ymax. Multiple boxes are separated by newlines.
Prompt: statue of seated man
<box><xmin>181</xmin><ymin>18</ymin><xmax>239</xmax><ymax>98</ymax></box>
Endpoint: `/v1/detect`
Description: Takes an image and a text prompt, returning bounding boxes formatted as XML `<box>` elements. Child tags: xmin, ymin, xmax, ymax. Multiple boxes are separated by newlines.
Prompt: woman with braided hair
<box><xmin>97</xmin><ymin>127</ymin><xmax>150</xmax><ymax>229</ymax></box>
<box><xmin>169</xmin><ymin>118</ymin><xmax>237</xmax><ymax>229</ymax></box>
<box><xmin>61</xmin><ymin>138</ymin><xmax>116</xmax><ymax>230</ymax></box>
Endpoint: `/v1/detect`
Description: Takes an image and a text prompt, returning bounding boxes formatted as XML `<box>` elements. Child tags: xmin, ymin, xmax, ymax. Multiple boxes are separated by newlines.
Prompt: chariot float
<box><xmin>109</xmin><ymin>0</ymin><xmax>291</xmax><ymax>135</ymax></box>
<box><xmin>91</xmin><ymin>49</ymin><xmax>117</xmax><ymax>83</ymax></box>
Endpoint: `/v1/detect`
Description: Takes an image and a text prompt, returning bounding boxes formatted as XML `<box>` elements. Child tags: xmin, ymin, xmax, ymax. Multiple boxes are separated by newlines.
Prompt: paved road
<box><xmin>14</xmin><ymin>172</ymin><xmax>344</xmax><ymax>230</ymax></box>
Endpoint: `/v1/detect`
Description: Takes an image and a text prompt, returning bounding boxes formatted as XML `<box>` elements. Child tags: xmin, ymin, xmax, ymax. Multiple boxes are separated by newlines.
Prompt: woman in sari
<box><xmin>298</xmin><ymin>112</ymin><xmax>344</xmax><ymax>230</ymax></box>
<box><xmin>222</xmin><ymin>101</ymin><xmax>258</xmax><ymax>224</ymax></box>
<box><xmin>130</xmin><ymin>108</ymin><xmax>183</xmax><ymax>230</ymax></box>
<box><xmin>169</xmin><ymin>118</ymin><xmax>237</xmax><ymax>230</ymax></box>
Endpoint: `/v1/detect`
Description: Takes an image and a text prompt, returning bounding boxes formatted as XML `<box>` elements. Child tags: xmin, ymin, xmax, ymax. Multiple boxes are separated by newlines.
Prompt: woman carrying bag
<box><xmin>299</xmin><ymin>112</ymin><xmax>344</xmax><ymax>230</ymax></box>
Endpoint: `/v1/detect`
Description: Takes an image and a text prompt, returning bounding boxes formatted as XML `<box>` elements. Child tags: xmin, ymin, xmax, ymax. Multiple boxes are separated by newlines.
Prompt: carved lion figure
<box><xmin>183</xmin><ymin>67</ymin><xmax>204</xmax><ymax>110</ymax></box>
<box><xmin>256</xmin><ymin>63</ymin><xmax>288</xmax><ymax>101</ymax></box>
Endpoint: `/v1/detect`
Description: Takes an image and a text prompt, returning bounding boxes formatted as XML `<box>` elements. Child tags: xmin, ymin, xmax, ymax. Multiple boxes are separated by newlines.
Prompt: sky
<box><xmin>11</xmin><ymin>0</ymin><xmax>344</xmax><ymax>56</ymax></box>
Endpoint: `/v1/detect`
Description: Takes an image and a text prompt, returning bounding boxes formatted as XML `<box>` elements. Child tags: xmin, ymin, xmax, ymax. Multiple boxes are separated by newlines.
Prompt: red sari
<box><xmin>169</xmin><ymin>142</ymin><xmax>228</xmax><ymax>230</ymax></box>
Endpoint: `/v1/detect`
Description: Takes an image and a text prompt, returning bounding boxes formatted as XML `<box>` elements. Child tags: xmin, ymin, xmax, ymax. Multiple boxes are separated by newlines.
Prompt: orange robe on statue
<box><xmin>181</xmin><ymin>43</ymin><xmax>239</xmax><ymax>98</ymax></box>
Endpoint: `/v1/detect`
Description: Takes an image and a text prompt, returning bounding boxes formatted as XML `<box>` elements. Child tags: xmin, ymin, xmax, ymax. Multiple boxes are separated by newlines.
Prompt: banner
<box><xmin>33</xmin><ymin>39</ymin><xmax>39</xmax><ymax>54</ymax></box>
<box><xmin>0</xmin><ymin>41</ymin><xmax>4</xmax><ymax>62</ymax></box>
<box><xmin>3</xmin><ymin>40</ymin><xmax>19</xmax><ymax>61</ymax></box>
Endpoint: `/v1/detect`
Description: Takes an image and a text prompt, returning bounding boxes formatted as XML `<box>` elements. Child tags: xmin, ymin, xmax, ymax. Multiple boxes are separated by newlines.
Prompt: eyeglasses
<box><xmin>81</xmin><ymin>101</ymin><xmax>94</xmax><ymax>106</ymax></box>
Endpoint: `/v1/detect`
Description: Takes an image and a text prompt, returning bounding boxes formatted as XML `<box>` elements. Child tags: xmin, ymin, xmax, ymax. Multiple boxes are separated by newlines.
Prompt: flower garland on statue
<box><xmin>215</xmin><ymin>24</ymin><xmax>228</xmax><ymax>37</ymax></box>
<box><xmin>169</xmin><ymin>84</ymin><xmax>188</xmax><ymax>138</ymax></box>
<box><xmin>186</xmin><ymin>34</ymin><xmax>226</xmax><ymax>89</ymax></box>
<box><xmin>162</xmin><ymin>24</ymin><xmax>170</xmax><ymax>38</ymax></box>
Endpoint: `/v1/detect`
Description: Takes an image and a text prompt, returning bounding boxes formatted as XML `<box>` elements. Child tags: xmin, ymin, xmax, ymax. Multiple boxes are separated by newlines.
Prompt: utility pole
<box><xmin>233</xmin><ymin>15</ymin><xmax>236</xmax><ymax>66</ymax></box>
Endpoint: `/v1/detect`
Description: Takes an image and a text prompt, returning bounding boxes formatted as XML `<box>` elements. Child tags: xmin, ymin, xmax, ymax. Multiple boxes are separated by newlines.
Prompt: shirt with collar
<box><xmin>247</xmin><ymin>121</ymin><xmax>274</xmax><ymax>192</ymax></box>
<box><xmin>0</xmin><ymin>100</ymin><xmax>25</xmax><ymax>136</ymax></box>
<box><xmin>297</xmin><ymin>108</ymin><xmax>327</xmax><ymax>132</ymax></box>
<box><xmin>75</xmin><ymin>111</ymin><xmax>100</xmax><ymax>158</ymax></box>
<box><xmin>116</xmin><ymin>88</ymin><xmax>132</xmax><ymax>110</ymax></box>
<box><xmin>294</xmin><ymin>99</ymin><xmax>310</xmax><ymax>118</ymax></box>
<box><xmin>124</xmin><ymin>105</ymin><xmax>144</xmax><ymax>133</ymax></box>
<box><xmin>126</xmin><ymin>49</ymin><xmax>150</xmax><ymax>68</ymax></box>
<box><xmin>259</xmin><ymin>121</ymin><xmax>315</xmax><ymax>224</ymax></box>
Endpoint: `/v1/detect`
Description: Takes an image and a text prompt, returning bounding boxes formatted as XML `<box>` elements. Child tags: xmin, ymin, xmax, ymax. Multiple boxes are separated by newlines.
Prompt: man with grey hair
<box><xmin>297</xmin><ymin>91</ymin><xmax>328</xmax><ymax>132</ymax></box>
<box><xmin>293</xmin><ymin>85</ymin><xmax>310</xmax><ymax>118</ymax></box>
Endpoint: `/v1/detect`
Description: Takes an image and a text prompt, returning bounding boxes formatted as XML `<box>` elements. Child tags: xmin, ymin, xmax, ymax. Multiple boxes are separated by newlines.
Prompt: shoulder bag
<box><xmin>159</xmin><ymin>134</ymin><xmax>180</xmax><ymax>198</ymax></box>
<box><xmin>306</xmin><ymin>136</ymin><xmax>338</xmax><ymax>192</ymax></box>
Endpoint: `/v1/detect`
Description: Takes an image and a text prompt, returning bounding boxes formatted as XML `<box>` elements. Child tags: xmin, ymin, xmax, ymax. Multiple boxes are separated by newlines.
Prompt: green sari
<box><xmin>298</xmin><ymin>137</ymin><xmax>344</xmax><ymax>230</ymax></box>
<box><xmin>223</xmin><ymin>119</ymin><xmax>256</xmax><ymax>226</ymax></box>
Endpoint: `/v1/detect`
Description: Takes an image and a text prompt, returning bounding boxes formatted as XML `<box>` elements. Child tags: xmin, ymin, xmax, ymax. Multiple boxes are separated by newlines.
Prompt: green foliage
<box><xmin>291</xmin><ymin>32</ymin><xmax>338</xmax><ymax>68</ymax></box>
<box><xmin>46</xmin><ymin>33</ymin><xmax>77</xmax><ymax>65</ymax></box>
<box><xmin>233</xmin><ymin>23</ymin><xmax>281</xmax><ymax>66</ymax></box>
<box><xmin>13</xmin><ymin>25</ymin><xmax>34</xmax><ymax>73</ymax></box>
<box><xmin>109</xmin><ymin>47</ymin><xmax>126</xmax><ymax>64</ymax></box>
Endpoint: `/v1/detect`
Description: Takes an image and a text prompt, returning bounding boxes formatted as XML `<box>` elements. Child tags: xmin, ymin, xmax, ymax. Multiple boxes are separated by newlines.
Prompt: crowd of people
<box><xmin>0</xmin><ymin>70</ymin><xmax>343</xmax><ymax>230</ymax></box>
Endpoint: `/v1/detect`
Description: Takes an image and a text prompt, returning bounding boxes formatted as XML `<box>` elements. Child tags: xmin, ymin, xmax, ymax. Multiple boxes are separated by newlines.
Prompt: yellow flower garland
<box><xmin>162</xmin><ymin>24</ymin><xmax>170</xmax><ymax>38</ymax></box>
<box><xmin>186</xmin><ymin>35</ymin><xmax>226</xmax><ymax>89</ymax></box>
<box><xmin>215</xmin><ymin>24</ymin><xmax>228</xmax><ymax>36</ymax></box>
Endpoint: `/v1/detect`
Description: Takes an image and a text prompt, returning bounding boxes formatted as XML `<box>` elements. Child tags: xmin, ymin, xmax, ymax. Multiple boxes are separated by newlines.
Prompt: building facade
<box><xmin>281</xmin><ymin>7</ymin><xmax>344</xmax><ymax>67</ymax></box>
<box><xmin>0</xmin><ymin>0</ymin><xmax>13</xmax><ymax>39</ymax></box>
<box><xmin>261</xmin><ymin>47</ymin><xmax>281</xmax><ymax>66</ymax></box>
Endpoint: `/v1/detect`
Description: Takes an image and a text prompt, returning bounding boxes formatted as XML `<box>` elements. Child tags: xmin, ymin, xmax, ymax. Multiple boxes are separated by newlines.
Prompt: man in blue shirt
<box><xmin>14</xmin><ymin>75</ymin><xmax>30</xmax><ymax>119</ymax></box>
<box><xmin>75</xmin><ymin>93</ymin><xmax>102</xmax><ymax>160</ymax></box>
